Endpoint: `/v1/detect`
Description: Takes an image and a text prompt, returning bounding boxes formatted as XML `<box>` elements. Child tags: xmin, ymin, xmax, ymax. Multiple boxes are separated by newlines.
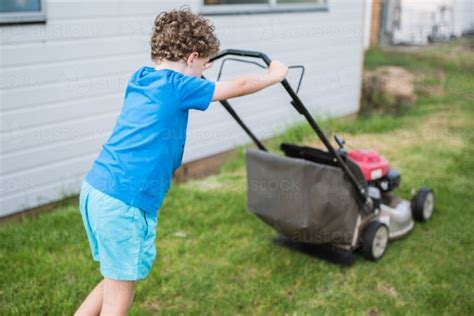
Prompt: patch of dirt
<box><xmin>144</xmin><ymin>300</ymin><xmax>161</xmax><ymax>313</ymax></box>
<box><xmin>376</xmin><ymin>67</ymin><xmax>416</xmax><ymax>102</ymax></box>
<box><xmin>377</xmin><ymin>283</ymin><xmax>399</xmax><ymax>299</ymax></box>
<box><xmin>367</xmin><ymin>309</ymin><xmax>380</xmax><ymax>316</ymax></box>
<box><xmin>361</xmin><ymin>66</ymin><xmax>417</xmax><ymax>115</ymax></box>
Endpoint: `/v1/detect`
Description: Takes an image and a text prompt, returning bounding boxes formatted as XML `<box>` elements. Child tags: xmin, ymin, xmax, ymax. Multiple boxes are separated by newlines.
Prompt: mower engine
<box><xmin>348</xmin><ymin>149</ymin><xmax>400</xmax><ymax>193</ymax></box>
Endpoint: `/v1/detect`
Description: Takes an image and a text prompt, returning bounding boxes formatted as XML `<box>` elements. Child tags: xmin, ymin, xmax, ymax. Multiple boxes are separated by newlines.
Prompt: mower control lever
<box><xmin>334</xmin><ymin>134</ymin><xmax>346</xmax><ymax>149</ymax></box>
<box><xmin>216</xmin><ymin>57</ymin><xmax>305</xmax><ymax>94</ymax></box>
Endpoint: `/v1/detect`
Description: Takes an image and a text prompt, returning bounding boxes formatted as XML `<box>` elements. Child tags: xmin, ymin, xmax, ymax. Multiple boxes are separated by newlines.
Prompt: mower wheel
<box><xmin>362</xmin><ymin>221</ymin><xmax>389</xmax><ymax>261</ymax></box>
<box><xmin>412</xmin><ymin>187</ymin><xmax>435</xmax><ymax>222</ymax></box>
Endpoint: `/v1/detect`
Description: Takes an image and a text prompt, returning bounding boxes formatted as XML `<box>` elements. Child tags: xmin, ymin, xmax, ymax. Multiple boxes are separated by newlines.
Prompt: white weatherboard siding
<box><xmin>0</xmin><ymin>0</ymin><xmax>366</xmax><ymax>217</ymax></box>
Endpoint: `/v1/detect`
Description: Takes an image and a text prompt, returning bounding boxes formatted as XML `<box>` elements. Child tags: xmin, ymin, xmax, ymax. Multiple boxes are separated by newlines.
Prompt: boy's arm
<box><xmin>211</xmin><ymin>60</ymin><xmax>288</xmax><ymax>102</ymax></box>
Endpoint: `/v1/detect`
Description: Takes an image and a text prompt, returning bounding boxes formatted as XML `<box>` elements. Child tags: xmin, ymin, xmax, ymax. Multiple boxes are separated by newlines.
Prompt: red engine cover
<box><xmin>348</xmin><ymin>149</ymin><xmax>390</xmax><ymax>181</ymax></box>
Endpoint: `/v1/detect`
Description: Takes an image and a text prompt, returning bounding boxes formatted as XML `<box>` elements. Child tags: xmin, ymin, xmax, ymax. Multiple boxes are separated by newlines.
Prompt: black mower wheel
<box><xmin>362</xmin><ymin>221</ymin><xmax>389</xmax><ymax>261</ymax></box>
<box><xmin>412</xmin><ymin>187</ymin><xmax>435</xmax><ymax>222</ymax></box>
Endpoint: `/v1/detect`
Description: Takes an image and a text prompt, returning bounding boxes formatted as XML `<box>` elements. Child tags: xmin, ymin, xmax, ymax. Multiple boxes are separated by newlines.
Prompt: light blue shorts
<box><xmin>79</xmin><ymin>180</ymin><xmax>158</xmax><ymax>281</ymax></box>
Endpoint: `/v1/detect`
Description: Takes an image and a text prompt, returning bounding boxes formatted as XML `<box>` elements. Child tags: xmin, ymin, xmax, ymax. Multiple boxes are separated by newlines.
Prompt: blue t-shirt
<box><xmin>85</xmin><ymin>66</ymin><xmax>215</xmax><ymax>216</ymax></box>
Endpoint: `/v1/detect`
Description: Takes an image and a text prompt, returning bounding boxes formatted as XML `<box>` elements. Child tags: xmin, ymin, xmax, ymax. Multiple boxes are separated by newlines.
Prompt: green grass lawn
<box><xmin>1</xmin><ymin>40</ymin><xmax>473</xmax><ymax>315</ymax></box>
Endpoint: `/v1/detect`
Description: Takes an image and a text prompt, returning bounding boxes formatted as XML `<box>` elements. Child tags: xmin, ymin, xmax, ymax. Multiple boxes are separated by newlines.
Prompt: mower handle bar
<box><xmin>210</xmin><ymin>49</ymin><xmax>273</xmax><ymax>66</ymax></box>
<box><xmin>206</xmin><ymin>49</ymin><xmax>370</xmax><ymax>207</ymax></box>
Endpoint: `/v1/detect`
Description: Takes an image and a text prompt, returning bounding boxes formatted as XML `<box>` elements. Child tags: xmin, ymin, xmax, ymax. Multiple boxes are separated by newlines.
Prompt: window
<box><xmin>0</xmin><ymin>0</ymin><xmax>47</xmax><ymax>25</ymax></box>
<box><xmin>202</xmin><ymin>0</ymin><xmax>328</xmax><ymax>15</ymax></box>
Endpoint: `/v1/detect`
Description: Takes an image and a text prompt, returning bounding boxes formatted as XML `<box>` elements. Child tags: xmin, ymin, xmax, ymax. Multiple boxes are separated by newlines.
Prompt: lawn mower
<box><xmin>207</xmin><ymin>49</ymin><xmax>435</xmax><ymax>261</ymax></box>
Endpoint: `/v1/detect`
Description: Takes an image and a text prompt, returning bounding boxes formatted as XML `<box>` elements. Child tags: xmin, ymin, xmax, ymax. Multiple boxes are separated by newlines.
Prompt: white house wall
<box><xmin>0</xmin><ymin>0</ymin><xmax>366</xmax><ymax>217</ymax></box>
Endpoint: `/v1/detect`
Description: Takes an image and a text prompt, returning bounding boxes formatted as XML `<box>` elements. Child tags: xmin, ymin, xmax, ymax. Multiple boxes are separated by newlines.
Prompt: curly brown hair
<box><xmin>151</xmin><ymin>7</ymin><xmax>220</xmax><ymax>63</ymax></box>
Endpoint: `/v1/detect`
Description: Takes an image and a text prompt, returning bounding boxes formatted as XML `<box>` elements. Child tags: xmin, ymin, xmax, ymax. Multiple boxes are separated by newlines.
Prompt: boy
<box><xmin>75</xmin><ymin>7</ymin><xmax>287</xmax><ymax>316</ymax></box>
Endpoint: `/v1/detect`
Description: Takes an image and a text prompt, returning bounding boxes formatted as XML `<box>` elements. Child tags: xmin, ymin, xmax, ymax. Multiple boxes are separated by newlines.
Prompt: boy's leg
<box><xmin>100</xmin><ymin>278</ymin><xmax>136</xmax><ymax>316</ymax></box>
<box><xmin>77</xmin><ymin>181</ymin><xmax>104</xmax><ymax>315</ymax></box>
<box><xmin>74</xmin><ymin>279</ymin><xmax>105</xmax><ymax>316</ymax></box>
<box><xmin>74</xmin><ymin>278</ymin><xmax>135</xmax><ymax>316</ymax></box>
